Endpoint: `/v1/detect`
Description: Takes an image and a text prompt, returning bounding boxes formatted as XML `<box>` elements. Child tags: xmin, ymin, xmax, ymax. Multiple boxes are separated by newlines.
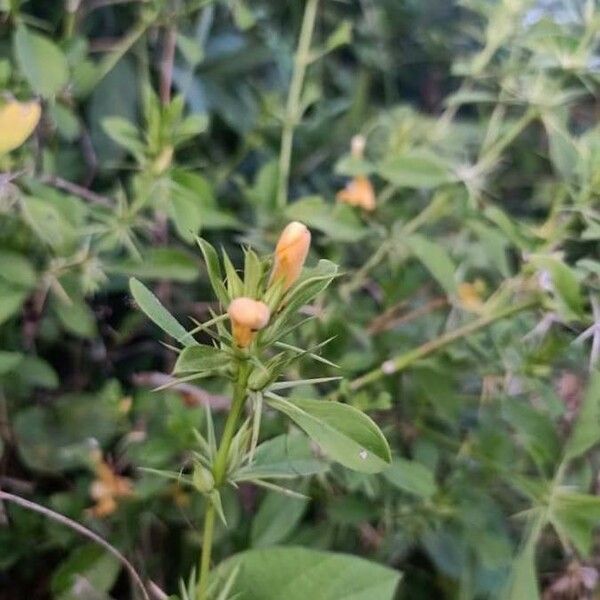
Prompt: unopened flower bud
<box><xmin>269</xmin><ymin>221</ymin><xmax>311</xmax><ymax>290</ymax></box>
<box><xmin>0</xmin><ymin>99</ymin><xmax>41</xmax><ymax>155</ymax></box>
<box><xmin>227</xmin><ymin>297</ymin><xmax>270</xmax><ymax>348</ymax></box>
<box><xmin>193</xmin><ymin>464</ymin><xmax>215</xmax><ymax>493</ymax></box>
<box><xmin>351</xmin><ymin>134</ymin><xmax>366</xmax><ymax>158</ymax></box>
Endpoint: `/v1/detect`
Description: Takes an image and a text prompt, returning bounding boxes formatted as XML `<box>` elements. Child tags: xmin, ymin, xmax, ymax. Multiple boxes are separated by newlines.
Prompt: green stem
<box><xmin>475</xmin><ymin>108</ymin><xmax>537</xmax><ymax>175</ymax></box>
<box><xmin>348</xmin><ymin>300</ymin><xmax>537</xmax><ymax>392</ymax></box>
<box><xmin>276</xmin><ymin>0</ymin><xmax>319</xmax><ymax>209</ymax></box>
<box><xmin>197</xmin><ymin>359</ymin><xmax>251</xmax><ymax>600</ymax></box>
<box><xmin>342</xmin><ymin>192</ymin><xmax>450</xmax><ymax>296</ymax></box>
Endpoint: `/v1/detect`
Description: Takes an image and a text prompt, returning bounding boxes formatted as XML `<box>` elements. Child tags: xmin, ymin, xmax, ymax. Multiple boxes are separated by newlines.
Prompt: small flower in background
<box><xmin>228</xmin><ymin>297</ymin><xmax>270</xmax><ymax>347</ymax></box>
<box><xmin>336</xmin><ymin>134</ymin><xmax>376</xmax><ymax>212</ymax></box>
<box><xmin>88</xmin><ymin>451</ymin><xmax>133</xmax><ymax>518</ymax></box>
<box><xmin>0</xmin><ymin>98</ymin><xmax>41</xmax><ymax>155</ymax></box>
<box><xmin>269</xmin><ymin>221</ymin><xmax>311</xmax><ymax>290</ymax></box>
<box><xmin>457</xmin><ymin>279</ymin><xmax>487</xmax><ymax>313</ymax></box>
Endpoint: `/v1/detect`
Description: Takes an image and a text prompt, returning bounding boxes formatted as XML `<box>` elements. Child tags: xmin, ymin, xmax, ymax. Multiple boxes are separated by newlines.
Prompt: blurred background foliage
<box><xmin>0</xmin><ymin>0</ymin><xmax>600</xmax><ymax>598</ymax></box>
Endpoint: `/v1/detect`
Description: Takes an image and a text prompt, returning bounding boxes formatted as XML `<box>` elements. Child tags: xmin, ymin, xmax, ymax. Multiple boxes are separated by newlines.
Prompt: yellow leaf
<box><xmin>0</xmin><ymin>99</ymin><xmax>41</xmax><ymax>155</ymax></box>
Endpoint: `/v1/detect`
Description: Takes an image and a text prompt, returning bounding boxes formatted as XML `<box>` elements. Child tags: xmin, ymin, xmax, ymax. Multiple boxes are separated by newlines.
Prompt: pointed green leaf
<box><xmin>565</xmin><ymin>372</ymin><xmax>600</xmax><ymax>460</ymax></box>
<box><xmin>197</xmin><ymin>238</ymin><xmax>229</xmax><ymax>305</ymax></box>
<box><xmin>129</xmin><ymin>278</ymin><xmax>196</xmax><ymax>346</ymax></box>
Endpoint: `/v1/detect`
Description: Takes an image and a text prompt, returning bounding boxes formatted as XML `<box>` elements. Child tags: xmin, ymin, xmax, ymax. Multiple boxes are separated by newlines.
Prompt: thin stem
<box><xmin>348</xmin><ymin>300</ymin><xmax>537</xmax><ymax>392</ymax></box>
<box><xmin>342</xmin><ymin>192</ymin><xmax>449</xmax><ymax>296</ymax></box>
<box><xmin>276</xmin><ymin>0</ymin><xmax>319</xmax><ymax>208</ymax></box>
<box><xmin>198</xmin><ymin>504</ymin><xmax>215</xmax><ymax>599</ymax></box>
<box><xmin>475</xmin><ymin>108</ymin><xmax>537</xmax><ymax>175</ymax></box>
<box><xmin>197</xmin><ymin>359</ymin><xmax>251</xmax><ymax>599</ymax></box>
<box><xmin>159</xmin><ymin>25</ymin><xmax>177</xmax><ymax>105</ymax></box>
<box><xmin>0</xmin><ymin>491</ymin><xmax>150</xmax><ymax>600</ymax></box>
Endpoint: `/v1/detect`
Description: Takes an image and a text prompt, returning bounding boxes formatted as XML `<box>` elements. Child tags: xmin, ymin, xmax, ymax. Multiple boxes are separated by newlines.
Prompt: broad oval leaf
<box><xmin>383</xmin><ymin>458</ymin><xmax>437</xmax><ymax>499</ymax></box>
<box><xmin>212</xmin><ymin>546</ymin><xmax>401</xmax><ymax>600</ymax></box>
<box><xmin>14</xmin><ymin>25</ymin><xmax>68</xmax><ymax>98</ymax></box>
<box><xmin>266</xmin><ymin>395</ymin><xmax>391</xmax><ymax>473</ymax></box>
<box><xmin>378</xmin><ymin>150</ymin><xmax>456</xmax><ymax>189</ymax></box>
<box><xmin>173</xmin><ymin>344</ymin><xmax>230</xmax><ymax>374</ymax></box>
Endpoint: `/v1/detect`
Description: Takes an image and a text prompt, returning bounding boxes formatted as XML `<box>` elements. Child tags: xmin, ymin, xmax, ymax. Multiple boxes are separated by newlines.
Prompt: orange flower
<box><xmin>336</xmin><ymin>134</ymin><xmax>376</xmax><ymax>211</ymax></box>
<box><xmin>228</xmin><ymin>297</ymin><xmax>271</xmax><ymax>348</ymax></box>
<box><xmin>457</xmin><ymin>280</ymin><xmax>486</xmax><ymax>313</ymax></box>
<box><xmin>336</xmin><ymin>176</ymin><xmax>376</xmax><ymax>211</ymax></box>
<box><xmin>89</xmin><ymin>455</ymin><xmax>133</xmax><ymax>518</ymax></box>
<box><xmin>269</xmin><ymin>221</ymin><xmax>311</xmax><ymax>290</ymax></box>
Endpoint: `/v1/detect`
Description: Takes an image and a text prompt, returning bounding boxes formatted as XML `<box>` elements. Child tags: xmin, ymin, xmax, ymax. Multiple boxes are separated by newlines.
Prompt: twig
<box><xmin>348</xmin><ymin>300</ymin><xmax>538</xmax><ymax>392</ymax></box>
<box><xmin>160</xmin><ymin>25</ymin><xmax>177</xmax><ymax>105</ymax></box>
<box><xmin>276</xmin><ymin>0</ymin><xmax>320</xmax><ymax>208</ymax></box>
<box><xmin>367</xmin><ymin>297</ymin><xmax>447</xmax><ymax>335</ymax></box>
<box><xmin>41</xmin><ymin>175</ymin><xmax>113</xmax><ymax>207</ymax></box>
<box><xmin>131</xmin><ymin>372</ymin><xmax>231</xmax><ymax>410</ymax></box>
<box><xmin>0</xmin><ymin>490</ymin><xmax>150</xmax><ymax>600</ymax></box>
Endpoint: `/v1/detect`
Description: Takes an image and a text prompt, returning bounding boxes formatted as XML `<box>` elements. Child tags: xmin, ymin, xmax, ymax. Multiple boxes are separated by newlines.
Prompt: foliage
<box><xmin>0</xmin><ymin>0</ymin><xmax>599</xmax><ymax>599</ymax></box>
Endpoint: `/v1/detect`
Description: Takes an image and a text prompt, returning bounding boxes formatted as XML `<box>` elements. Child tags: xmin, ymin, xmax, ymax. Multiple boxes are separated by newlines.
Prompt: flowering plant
<box><xmin>130</xmin><ymin>221</ymin><xmax>392</xmax><ymax>598</ymax></box>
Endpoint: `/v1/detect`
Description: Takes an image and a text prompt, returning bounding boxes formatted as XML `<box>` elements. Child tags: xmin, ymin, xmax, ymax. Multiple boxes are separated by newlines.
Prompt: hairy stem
<box><xmin>197</xmin><ymin>359</ymin><xmax>251</xmax><ymax>599</ymax></box>
<box><xmin>276</xmin><ymin>0</ymin><xmax>319</xmax><ymax>208</ymax></box>
<box><xmin>348</xmin><ymin>300</ymin><xmax>537</xmax><ymax>391</ymax></box>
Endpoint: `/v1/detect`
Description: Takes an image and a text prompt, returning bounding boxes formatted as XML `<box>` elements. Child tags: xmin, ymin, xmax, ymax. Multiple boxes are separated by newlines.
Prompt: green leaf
<box><xmin>13</xmin><ymin>384</ymin><xmax>122</xmax><ymax>472</ymax></box>
<box><xmin>0</xmin><ymin>251</ymin><xmax>36</xmax><ymax>288</ymax></box>
<box><xmin>530</xmin><ymin>255</ymin><xmax>584</xmax><ymax>320</ymax></box>
<box><xmin>212</xmin><ymin>547</ymin><xmax>401</xmax><ymax>600</ymax></box>
<box><xmin>102</xmin><ymin>116</ymin><xmax>145</xmax><ymax>160</ymax></box>
<box><xmin>14</xmin><ymin>25</ymin><xmax>69</xmax><ymax>97</ymax></box>
<box><xmin>18</xmin><ymin>356</ymin><xmax>59</xmax><ymax>389</ymax></box>
<box><xmin>129</xmin><ymin>278</ymin><xmax>196</xmax><ymax>347</ymax></box>
<box><xmin>197</xmin><ymin>238</ymin><xmax>229</xmax><ymax>305</ymax></box>
<box><xmin>285</xmin><ymin>196</ymin><xmax>367</xmax><ymax>243</ymax></box>
<box><xmin>53</xmin><ymin>298</ymin><xmax>98</xmax><ymax>338</ymax></box>
<box><xmin>169</xmin><ymin>185</ymin><xmax>203</xmax><ymax>243</ymax></box>
<box><xmin>251</xmin><ymin>488</ymin><xmax>308</xmax><ymax>548</ymax></box>
<box><xmin>51</xmin><ymin>543</ymin><xmax>120</xmax><ymax>600</ymax></box>
<box><xmin>0</xmin><ymin>281</ymin><xmax>27</xmax><ymax>325</ymax></box>
<box><xmin>502</xmin><ymin>398</ymin><xmax>560</xmax><ymax>468</ymax></box>
<box><xmin>405</xmin><ymin>234</ymin><xmax>457</xmax><ymax>295</ymax></box>
<box><xmin>504</xmin><ymin>545</ymin><xmax>539</xmax><ymax>600</ymax></box>
<box><xmin>383</xmin><ymin>458</ymin><xmax>437</xmax><ymax>499</ymax></box>
<box><xmin>0</xmin><ymin>351</ymin><xmax>23</xmax><ymax>375</ymax></box>
<box><xmin>21</xmin><ymin>196</ymin><xmax>75</xmax><ymax>249</ymax></box>
<box><xmin>550</xmin><ymin>490</ymin><xmax>600</xmax><ymax>556</ymax></box>
<box><xmin>233</xmin><ymin>432</ymin><xmax>329</xmax><ymax>481</ymax></box>
<box><xmin>564</xmin><ymin>372</ymin><xmax>600</xmax><ymax>460</ymax></box>
<box><xmin>173</xmin><ymin>345</ymin><xmax>229</xmax><ymax>374</ymax></box>
<box><xmin>379</xmin><ymin>150</ymin><xmax>456</xmax><ymax>189</ymax></box>
<box><xmin>108</xmin><ymin>248</ymin><xmax>198</xmax><ymax>282</ymax></box>
<box><xmin>266</xmin><ymin>395</ymin><xmax>391</xmax><ymax>473</ymax></box>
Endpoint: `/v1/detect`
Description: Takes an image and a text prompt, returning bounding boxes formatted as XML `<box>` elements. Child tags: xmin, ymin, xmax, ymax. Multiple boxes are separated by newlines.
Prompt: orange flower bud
<box><xmin>270</xmin><ymin>221</ymin><xmax>311</xmax><ymax>290</ymax></box>
<box><xmin>351</xmin><ymin>134</ymin><xmax>366</xmax><ymax>158</ymax></box>
<box><xmin>228</xmin><ymin>297</ymin><xmax>271</xmax><ymax>347</ymax></box>
<box><xmin>336</xmin><ymin>176</ymin><xmax>376</xmax><ymax>212</ymax></box>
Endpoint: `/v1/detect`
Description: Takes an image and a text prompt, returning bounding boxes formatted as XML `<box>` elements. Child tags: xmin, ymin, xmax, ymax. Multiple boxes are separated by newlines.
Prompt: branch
<box><xmin>0</xmin><ymin>490</ymin><xmax>150</xmax><ymax>600</ymax></box>
<box><xmin>41</xmin><ymin>175</ymin><xmax>113</xmax><ymax>207</ymax></box>
<box><xmin>131</xmin><ymin>372</ymin><xmax>231</xmax><ymax>410</ymax></box>
<box><xmin>348</xmin><ymin>300</ymin><xmax>538</xmax><ymax>392</ymax></box>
